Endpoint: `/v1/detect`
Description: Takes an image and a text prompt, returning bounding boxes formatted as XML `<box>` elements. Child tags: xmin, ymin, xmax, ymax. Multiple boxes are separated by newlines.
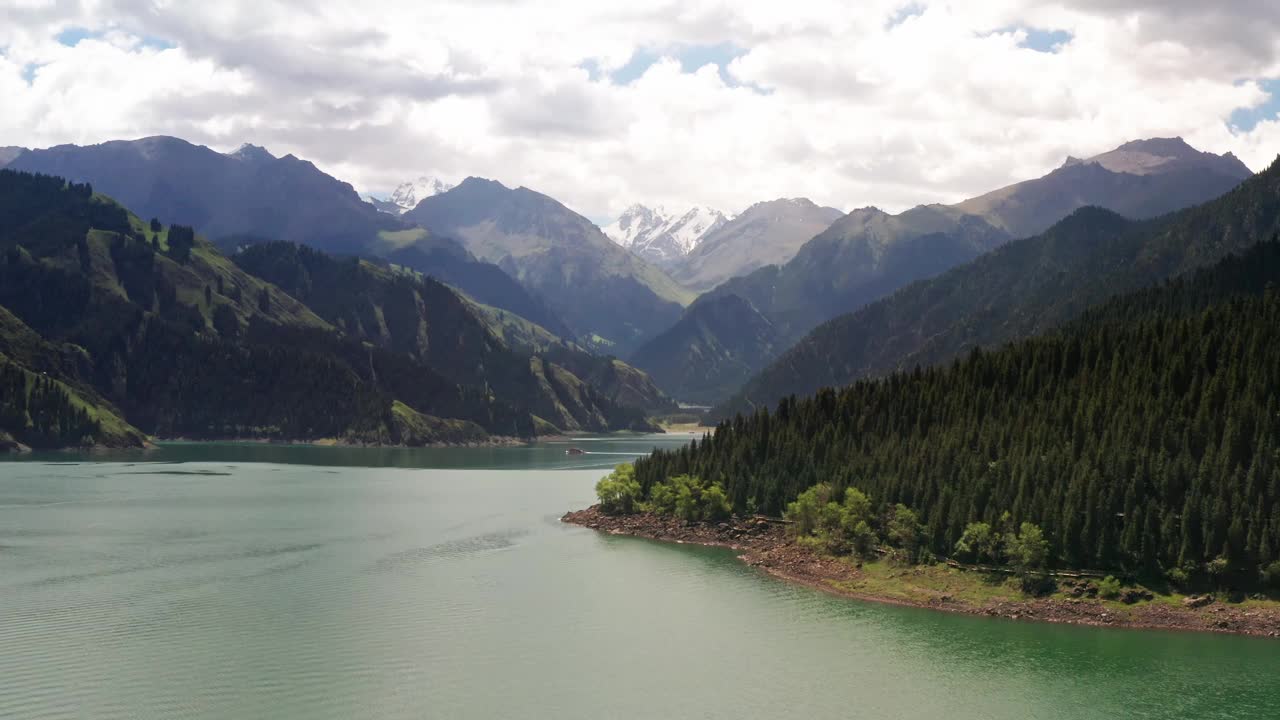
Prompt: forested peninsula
<box><xmin>567</xmin><ymin>240</ymin><xmax>1280</xmax><ymax>636</ymax></box>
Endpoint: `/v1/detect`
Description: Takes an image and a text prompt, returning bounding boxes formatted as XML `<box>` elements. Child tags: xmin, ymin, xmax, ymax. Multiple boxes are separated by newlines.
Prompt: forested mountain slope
<box><xmin>634</xmin><ymin>138</ymin><xmax>1250</xmax><ymax>405</ymax></box>
<box><xmin>639</xmin><ymin>240</ymin><xmax>1280</xmax><ymax>581</ymax></box>
<box><xmin>10</xmin><ymin>137</ymin><xmax>572</xmax><ymax>339</ymax></box>
<box><xmin>381</xmin><ymin>237</ymin><xmax>572</xmax><ymax>340</ymax></box>
<box><xmin>8</xmin><ymin>137</ymin><xmax>402</xmax><ymax>254</ymax></box>
<box><xmin>0</xmin><ymin>170</ymin><xmax>662</xmax><ymax>447</ymax></box>
<box><xmin>719</xmin><ymin>156</ymin><xmax>1280</xmax><ymax>418</ymax></box>
<box><xmin>232</xmin><ymin>242</ymin><xmax>667</xmax><ymax>429</ymax></box>
<box><xmin>0</xmin><ymin>305</ymin><xmax>147</xmax><ymax>450</ymax></box>
<box><xmin>628</xmin><ymin>293</ymin><xmax>784</xmax><ymax>405</ymax></box>
<box><xmin>0</xmin><ymin>169</ymin><xmax>497</xmax><ymax>445</ymax></box>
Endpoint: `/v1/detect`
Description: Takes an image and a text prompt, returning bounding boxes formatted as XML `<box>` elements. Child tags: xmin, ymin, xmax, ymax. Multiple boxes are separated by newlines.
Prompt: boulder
<box><xmin>1120</xmin><ymin>588</ymin><xmax>1154</xmax><ymax>604</ymax></box>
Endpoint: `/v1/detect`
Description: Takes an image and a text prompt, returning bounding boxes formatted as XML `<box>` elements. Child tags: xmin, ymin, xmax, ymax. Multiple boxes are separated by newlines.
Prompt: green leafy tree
<box><xmin>1207</xmin><ymin>556</ymin><xmax>1231</xmax><ymax>588</ymax></box>
<box><xmin>596</xmin><ymin>464</ymin><xmax>641</xmax><ymax>515</ymax></box>
<box><xmin>839</xmin><ymin>488</ymin><xmax>879</xmax><ymax>557</ymax></box>
<box><xmin>1006</xmin><ymin>523</ymin><xmax>1049</xmax><ymax>573</ymax></box>
<box><xmin>955</xmin><ymin>522</ymin><xmax>998</xmax><ymax>564</ymax></box>
<box><xmin>1097</xmin><ymin>575</ymin><xmax>1122</xmax><ymax>599</ymax></box>
<box><xmin>643</xmin><ymin>474</ymin><xmax>727</xmax><ymax>523</ymax></box>
<box><xmin>649</xmin><ymin>480</ymin><xmax>676</xmax><ymax>515</ymax></box>
<box><xmin>703</xmin><ymin>482</ymin><xmax>732</xmax><ymax>522</ymax></box>
<box><xmin>673</xmin><ymin>475</ymin><xmax>701</xmax><ymax>522</ymax></box>
<box><xmin>887</xmin><ymin>504</ymin><xmax>922</xmax><ymax>553</ymax></box>
<box><xmin>785</xmin><ymin>484</ymin><xmax>830</xmax><ymax>536</ymax></box>
<box><xmin>1261</xmin><ymin>561</ymin><xmax>1280</xmax><ymax>589</ymax></box>
<box><xmin>848</xmin><ymin>520</ymin><xmax>878</xmax><ymax>558</ymax></box>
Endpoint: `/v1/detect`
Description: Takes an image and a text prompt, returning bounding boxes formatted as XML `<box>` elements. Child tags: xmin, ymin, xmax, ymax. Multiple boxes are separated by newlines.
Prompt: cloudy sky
<box><xmin>3</xmin><ymin>1</ymin><xmax>1280</xmax><ymax>221</ymax></box>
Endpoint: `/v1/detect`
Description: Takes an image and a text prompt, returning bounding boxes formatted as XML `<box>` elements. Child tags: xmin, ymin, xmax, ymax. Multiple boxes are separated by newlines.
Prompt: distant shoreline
<box><xmin>655</xmin><ymin>422</ymin><xmax>716</xmax><ymax>435</ymax></box>
<box><xmin>152</xmin><ymin>435</ymin><xmax>530</xmax><ymax>449</ymax></box>
<box><xmin>563</xmin><ymin>506</ymin><xmax>1280</xmax><ymax>638</ymax></box>
<box><xmin>3</xmin><ymin>431</ymin><xmax>688</xmax><ymax>455</ymax></box>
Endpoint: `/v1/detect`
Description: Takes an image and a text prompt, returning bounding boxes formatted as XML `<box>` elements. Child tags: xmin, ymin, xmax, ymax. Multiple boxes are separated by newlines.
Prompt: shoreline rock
<box><xmin>562</xmin><ymin>505</ymin><xmax>1280</xmax><ymax>639</ymax></box>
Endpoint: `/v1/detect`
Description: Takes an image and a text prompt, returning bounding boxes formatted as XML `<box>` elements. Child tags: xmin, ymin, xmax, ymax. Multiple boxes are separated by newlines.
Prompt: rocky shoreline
<box><xmin>562</xmin><ymin>506</ymin><xmax>1280</xmax><ymax>638</ymax></box>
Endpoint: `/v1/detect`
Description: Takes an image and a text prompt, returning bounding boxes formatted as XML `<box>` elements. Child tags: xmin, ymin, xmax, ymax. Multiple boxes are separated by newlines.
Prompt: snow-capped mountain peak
<box><xmin>603</xmin><ymin>203</ymin><xmax>729</xmax><ymax>266</ymax></box>
<box><xmin>604</xmin><ymin>204</ymin><xmax>668</xmax><ymax>248</ymax></box>
<box><xmin>386</xmin><ymin>176</ymin><xmax>454</xmax><ymax>213</ymax></box>
<box><xmin>667</xmin><ymin>206</ymin><xmax>729</xmax><ymax>252</ymax></box>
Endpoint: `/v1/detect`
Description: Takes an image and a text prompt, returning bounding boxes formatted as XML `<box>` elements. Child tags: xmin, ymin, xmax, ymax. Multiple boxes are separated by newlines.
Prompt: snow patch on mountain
<box><xmin>604</xmin><ymin>204</ymin><xmax>730</xmax><ymax>265</ymax></box>
<box><xmin>375</xmin><ymin>176</ymin><xmax>455</xmax><ymax>214</ymax></box>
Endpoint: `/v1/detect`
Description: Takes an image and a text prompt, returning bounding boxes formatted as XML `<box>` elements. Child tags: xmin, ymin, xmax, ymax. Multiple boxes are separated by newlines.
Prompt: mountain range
<box><xmin>632</xmin><ymin>137</ymin><xmax>1253</xmax><ymax>404</ymax></box>
<box><xmin>3</xmin><ymin>133</ymin><xmax>1260</xmax><ymax>418</ymax></box>
<box><xmin>604</xmin><ymin>199</ymin><xmax>849</xmax><ymax>293</ymax></box>
<box><xmin>404</xmin><ymin>177</ymin><xmax>694</xmax><ymax>355</ymax></box>
<box><xmin>7</xmin><ymin>137</ymin><xmax>403</xmax><ymax>255</ymax></box>
<box><xmin>670</xmin><ymin>198</ymin><xmax>844</xmax><ymax>291</ymax></box>
<box><xmin>367</xmin><ymin>176</ymin><xmax>455</xmax><ymax>215</ymax></box>
<box><xmin>715</xmin><ymin>149</ymin><xmax>1278</xmax><ymax>419</ymax></box>
<box><xmin>0</xmin><ymin>168</ymin><xmax>672</xmax><ymax>450</ymax></box>
<box><xmin>4</xmin><ymin>138</ymin><xmax>587</xmax><ymax>343</ymax></box>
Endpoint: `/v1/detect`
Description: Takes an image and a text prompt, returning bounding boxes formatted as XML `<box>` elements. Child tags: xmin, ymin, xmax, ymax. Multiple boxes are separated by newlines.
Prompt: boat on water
<box><xmin>566</xmin><ymin>447</ymin><xmax>586</xmax><ymax>456</ymax></box>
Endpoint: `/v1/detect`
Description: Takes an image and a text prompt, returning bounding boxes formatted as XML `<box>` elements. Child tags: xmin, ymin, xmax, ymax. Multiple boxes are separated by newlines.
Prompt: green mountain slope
<box><xmin>638</xmin><ymin>241</ymin><xmax>1280</xmax><ymax>582</ymax></box>
<box><xmin>0</xmin><ymin>170</ymin><xmax>573</xmax><ymax>444</ymax></box>
<box><xmin>231</xmin><ymin>241</ymin><xmax>665</xmax><ymax>431</ymax></box>
<box><xmin>462</xmin><ymin>297</ymin><xmax>677</xmax><ymax>415</ymax></box>
<box><xmin>0</xmin><ymin>171</ymin><xmax>484</xmax><ymax>443</ymax></box>
<box><xmin>628</xmin><ymin>293</ymin><xmax>784</xmax><ymax>405</ymax></box>
<box><xmin>718</xmin><ymin>156</ymin><xmax>1280</xmax><ymax>419</ymax></box>
<box><xmin>0</xmin><ymin>305</ymin><xmax>147</xmax><ymax>450</ymax></box>
<box><xmin>10</xmin><ymin>137</ymin><xmax>573</xmax><ymax>340</ymax></box>
<box><xmin>380</xmin><ymin>235</ymin><xmax>573</xmax><ymax>340</ymax></box>
<box><xmin>8</xmin><ymin>137</ymin><xmax>402</xmax><ymax>255</ymax></box>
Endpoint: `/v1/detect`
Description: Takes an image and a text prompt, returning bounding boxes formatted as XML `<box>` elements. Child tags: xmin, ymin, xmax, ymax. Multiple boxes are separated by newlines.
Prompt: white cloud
<box><xmin>1</xmin><ymin>0</ymin><xmax>1279</xmax><ymax>220</ymax></box>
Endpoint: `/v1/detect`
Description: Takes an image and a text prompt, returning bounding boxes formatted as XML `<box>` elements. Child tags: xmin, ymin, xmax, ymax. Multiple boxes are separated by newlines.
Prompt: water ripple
<box><xmin>369</xmin><ymin>530</ymin><xmax>527</xmax><ymax>573</ymax></box>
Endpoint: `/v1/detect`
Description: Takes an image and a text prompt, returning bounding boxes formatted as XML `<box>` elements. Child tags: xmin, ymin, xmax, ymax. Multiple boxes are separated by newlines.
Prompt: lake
<box><xmin>1</xmin><ymin>436</ymin><xmax>1277</xmax><ymax>719</ymax></box>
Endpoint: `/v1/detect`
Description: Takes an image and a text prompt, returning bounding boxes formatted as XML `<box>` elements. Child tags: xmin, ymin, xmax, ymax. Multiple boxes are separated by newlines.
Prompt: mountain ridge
<box><xmin>715</xmin><ymin>152</ymin><xmax>1280</xmax><ymax>419</ymax></box>
<box><xmin>386</xmin><ymin>176</ymin><xmax>454</xmax><ymax>214</ymax></box>
<box><xmin>0</xmin><ymin>169</ymin><xmax>670</xmax><ymax>448</ymax></box>
<box><xmin>7</xmin><ymin>137</ymin><xmax>581</xmax><ymax>339</ymax></box>
<box><xmin>404</xmin><ymin>176</ymin><xmax>694</xmax><ymax>354</ymax></box>
<box><xmin>670</xmin><ymin>197</ymin><xmax>844</xmax><ymax>292</ymax></box>
<box><xmin>604</xmin><ymin>204</ymin><xmax>729</xmax><ymax>268</ymax></box>
<box><xmin>633</xmin><ymin>137</ymin><xmax>1254</xmax><ymax>405</ymax></box>
<box><xmin>7</xmin><ymin>135</ymin><xmax>404</xmax><ymax>255</ymax></box>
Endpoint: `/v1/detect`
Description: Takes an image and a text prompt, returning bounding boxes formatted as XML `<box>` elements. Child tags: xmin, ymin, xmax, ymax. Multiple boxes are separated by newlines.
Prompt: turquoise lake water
<box><xmin>1</xmin><ymin>436</ymin><xmax>1277</xmax><ymax>719</ymax></box>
